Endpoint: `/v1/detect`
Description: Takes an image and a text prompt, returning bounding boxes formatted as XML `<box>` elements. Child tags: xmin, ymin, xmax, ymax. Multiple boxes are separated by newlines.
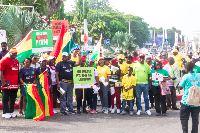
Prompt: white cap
<box><xmin>39</xmin><ymin>57</ymin><xmax>47</xmax><ymax>62</ymax></box>
<box><xmin>48</xmin><ymin>56</ymin><xmax>55</xmax><ymax>60</ymax></box>
<box><xmin>62</xmin><ymin>52</ymin><xmax>69</xmax><ymax>56</ymax></box>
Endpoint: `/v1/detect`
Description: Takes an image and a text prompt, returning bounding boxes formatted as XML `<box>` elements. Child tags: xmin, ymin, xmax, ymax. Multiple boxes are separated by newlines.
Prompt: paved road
<box><xmin>0</xmin><ymin>102</ymin><xmax>199</xmax><ymax>133</ymax></box>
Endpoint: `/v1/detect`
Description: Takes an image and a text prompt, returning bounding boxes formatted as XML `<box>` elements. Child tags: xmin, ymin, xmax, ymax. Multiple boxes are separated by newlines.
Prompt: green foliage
<box><xmin>89</xmin><ymin>20</ymin><xmax>111</xmax><ymax>42</ymax></box>
<box><xmin>0</xmin><ymin>7</ymin><xmax>45</xmax><ymax>49</ymax></box>
<box><xmin>76</xmin><ymin>0</ymin><xmax>89</xmax><ymax>21</ymax></box>
<box><xmin>109</xmin><ymin>20</ymin><xmax>127</xmax><ymax>38</ymax></box>
<box><xmin>51</xmin><ymin>4</ymin><xmax>66</xmax><ymax>20</ymax></box>
<box><xmin>111</xmin><ymin>31</ymin><xmax>136</xmax><ymax>54</ymax></box>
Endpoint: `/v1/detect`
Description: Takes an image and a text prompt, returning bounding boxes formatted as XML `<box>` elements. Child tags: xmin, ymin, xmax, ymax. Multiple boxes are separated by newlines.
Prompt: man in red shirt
<box><xmin>0</xmin><ymin>48</ymin><xmax>19</xmax><ymax>118</ymax></box>
<box><xmin>132</xmin><ymin>51</ymin><xmax>139</xmax><ymax>63</ymax></box>
<box><xmin>160</xmin><ymin>52</ymin><xmax>168</xmax><ymax>68</ymax></box>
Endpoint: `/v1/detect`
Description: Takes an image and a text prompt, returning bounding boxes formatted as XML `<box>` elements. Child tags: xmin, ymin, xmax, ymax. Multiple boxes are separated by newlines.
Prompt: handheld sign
<box><xmin>152</xmin><ymin>73</ymin><xmax>163</xmax><ymax>81</ymax></box>
<box><xmin>73</xmin><ymin>67</ymin><xmax>94</xmax><ymax>88</ymax></box>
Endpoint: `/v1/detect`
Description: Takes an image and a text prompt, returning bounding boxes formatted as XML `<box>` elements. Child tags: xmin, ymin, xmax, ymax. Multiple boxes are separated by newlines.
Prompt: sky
<box><xmin>64</xmin><ymin>0</ymin><xmax>200</xmax><ymax>40</ymax></box>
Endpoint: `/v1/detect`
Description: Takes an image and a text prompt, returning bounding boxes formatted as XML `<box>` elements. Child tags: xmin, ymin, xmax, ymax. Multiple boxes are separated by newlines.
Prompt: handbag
<box><xmin>160</xmin><ymin>81</ymin><xmax>170</xmax><ymax>95</ymax></box>
<box><xmin>186</xmin><ymin>85</ymin><xmax>200</xmax><ymax>106</ymax></box>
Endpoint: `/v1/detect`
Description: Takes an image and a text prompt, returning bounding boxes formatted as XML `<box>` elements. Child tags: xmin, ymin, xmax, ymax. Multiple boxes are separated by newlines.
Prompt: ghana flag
<box><xmin>50</xmin><ymin>24</ymin><xmax>74</xmax><ymax>64</ymax></box>
<box><xmin>0</xmin><ymin>30</ymin><xmax>37</xmax><ymax>63</ymax></box>
<box><xmin>25</xmin><ymin>84</ymin><xmax>45</xmax><ymax>121</ymax></box>
<box><xmin>38</xmin><ymin>71</ymin><xmax>54</xmax><ymax>116</ymax></box>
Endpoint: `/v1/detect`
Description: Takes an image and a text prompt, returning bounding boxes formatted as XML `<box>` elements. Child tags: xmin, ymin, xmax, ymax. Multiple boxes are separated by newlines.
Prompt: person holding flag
<box><xmin>0</xmin><ymin>48</ymin><xmax>19</xmax><ymax>118</ymax></box>
<box><xmin>55</xmin><ymin>51</ymin><xmax>81</xmax><ymax>115</ymax></box>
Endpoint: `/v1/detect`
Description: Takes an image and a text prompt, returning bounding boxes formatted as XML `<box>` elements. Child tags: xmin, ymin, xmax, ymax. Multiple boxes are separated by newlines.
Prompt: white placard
<box><xmin>152</xmin><ymin>73</ymin><xmax>163</xmax><ymax>81</ymax></box>
<box><xmin>74</xmin><ymin>84</ymin><xmax>94</xmax><ymax>88</ymax></box>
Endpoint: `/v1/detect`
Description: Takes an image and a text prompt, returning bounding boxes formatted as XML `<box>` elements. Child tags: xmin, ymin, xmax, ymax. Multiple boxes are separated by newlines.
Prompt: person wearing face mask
<box><xmin>47</xmin><ymin>56</ymin><xmax>58</xmax><ymax>114</ymax></box>
<box><xmin>0</xmin><ymin>48</ymin><xmax>19</xmax><ymax>118</ymax></box>
<box><xmin>18</xmin><ymin>58</ymin><xmax>36</xmax><ymax>116</ymax></box>
<box><xmin>55</xmin><ymin>52</ymin><xmax>81</xmax><ymax>115</ymax></box>
<box><xmin>132</xmin><ymin>53</ymin><xmax>151</xmax><ymax>116</ymax></box>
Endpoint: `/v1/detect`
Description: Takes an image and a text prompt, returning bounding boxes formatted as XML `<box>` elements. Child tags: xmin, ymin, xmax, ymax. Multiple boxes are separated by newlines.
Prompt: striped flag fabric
<box><xmin>38</xmin><ymin>71</ymin><xmax>54</xmax><ymax>116</ymax></box>
<box><xmin>89</xmin><ymin>35</ymin><xmax>102</xmax><ymax>60</ymax></box>
<box><xmin>50</xmin><ymin>24</ymin><xmax>74</xmax><ymax>64</ymax></box>
<box><xmin>25</xmin><ymin>84</ymin><xmax>45</xmax><ymax>121</ymax></box>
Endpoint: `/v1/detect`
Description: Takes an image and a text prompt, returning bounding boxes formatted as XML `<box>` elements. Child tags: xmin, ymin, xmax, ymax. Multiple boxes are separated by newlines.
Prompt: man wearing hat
<box><xmin>71</xmin><ymin>45</ymin><xmax>80</xmax><ymax>62</ymax></box>
<box><xmin>172</xmin><ymin>49</ymin><xmax>184</xmax><ymax>70</ymax></box>
<box><xmin>55</xmin><ymin>51</ymin><xmax>81</xmax><ymax>115</ymax></box>
<box><xmin>0</xmin><ymin>48</ymin><xmax>19</xmax><ymax>118</ymax></box>
<box><xmin>132</xmin><ymin>53</ymin><xmax>151</xmax><ymax>116</ymax></box>
<box><xmin>126</xmin><ymin>55</ymin><xmax>134</xmax><ymax>67</ymax></box>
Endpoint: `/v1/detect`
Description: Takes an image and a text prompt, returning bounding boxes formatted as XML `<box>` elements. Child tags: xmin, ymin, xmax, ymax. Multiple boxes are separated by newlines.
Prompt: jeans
<box><xmin>59</xmin><ymin>81</ymin><xmax>74</xmax><ymax>112</ymax></box>
<box><xmin>136</xmin><ymin>84</ymin><xmax>149</xmax><ymax>111</ymax></box>
<box><xmin>180</xmin><ymin>103</ymin><xmax>199</xmax><ymax>133</ymax></box>
<box><xmin>122</xmin><ymin>100</ymin><xmax>133</xmax><ymax>111</ymax></box>
<box><xmin>2</xmin><ymin>89</ymin><xmax>18</xmax><ymax>114</ymax></box>
<box><xmin>99</xmin><ymin>82</ymin><xmax>109</xmax><ymax>108</ymax></box>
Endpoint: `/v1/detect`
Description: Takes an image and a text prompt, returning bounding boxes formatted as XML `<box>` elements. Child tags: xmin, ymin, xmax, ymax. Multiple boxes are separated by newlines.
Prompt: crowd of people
<box><xmin>0</xmin><ymin>42</ymin><xmax>199</xmax><ymax>133</ymax></box>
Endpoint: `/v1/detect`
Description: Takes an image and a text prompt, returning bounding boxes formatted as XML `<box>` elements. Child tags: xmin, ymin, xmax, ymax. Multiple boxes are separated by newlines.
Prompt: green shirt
<box><xmin>193</xmin><ymin>65</ymin><xmax>200</xmax><ymax>73</ymax></box>
<box><xmin>132</xmin><ymin>63</ymin><xmax>150</xmax><ymax>84</ymax></box>
<box><xmin>150</xmin><ymin>69</ymin><xmax>170</xmax><ymax>86</ymax></box>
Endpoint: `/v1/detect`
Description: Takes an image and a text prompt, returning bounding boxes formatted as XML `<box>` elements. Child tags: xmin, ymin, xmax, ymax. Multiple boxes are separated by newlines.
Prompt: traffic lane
<box><xmin>0</xmin><ymin>107</ymin><xmax>198</xmax><ymax>133</ymax></box>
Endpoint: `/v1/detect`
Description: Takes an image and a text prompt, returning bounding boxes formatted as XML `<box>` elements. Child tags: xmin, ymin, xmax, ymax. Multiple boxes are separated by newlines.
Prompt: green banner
<box><xmin>31</xmin><ymin>30</ymin><xmax>53</xmax><ymax>53</ymax></box>
<box><xmin>73</xmin><ymin>67</ymin><xmax>94</xmax><ymax>84</ymax></box>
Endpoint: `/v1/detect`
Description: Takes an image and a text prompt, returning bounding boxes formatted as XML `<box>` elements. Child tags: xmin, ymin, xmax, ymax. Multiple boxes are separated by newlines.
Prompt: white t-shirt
<box><xmin>163</xmin><ymin>64</ymin><xmax>174</xmax><ymax>86</ymax></box>
<box><xmin>94</xmin><ymin>68</ymin><xmax>98</xmax><ymax>84</ymax></box>
<box><xmin>47</xmin><ymin>65</ymin><xmax>57</xmax><ymax>85</ymax></box>
<box><xmin>30</xmin><ymin>63</ymin><xmax>40</xmax><ymax>70</ymax></box>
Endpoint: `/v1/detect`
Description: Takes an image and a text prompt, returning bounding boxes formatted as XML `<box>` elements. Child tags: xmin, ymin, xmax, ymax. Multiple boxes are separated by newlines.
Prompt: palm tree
<box><xmin>0</xmin><ymin>7</ymin><xmax>46</xmax><ymax>48</ymax></box>
<box><xmin>111</xmin><ymin>31</ymin><xmax>136</xmax><ymax>55</ymax></box>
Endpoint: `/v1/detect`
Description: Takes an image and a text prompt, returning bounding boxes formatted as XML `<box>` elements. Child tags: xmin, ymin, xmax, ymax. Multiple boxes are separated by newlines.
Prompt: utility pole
<box><xmin>83</xmin><ymin>0</ymin><xmax>84</xmax><ymax>19</ymax></box>
<box><xmin>129</xmin><ymin>17</ymin><xmax>130</xmax><ymax>34</ymax></box>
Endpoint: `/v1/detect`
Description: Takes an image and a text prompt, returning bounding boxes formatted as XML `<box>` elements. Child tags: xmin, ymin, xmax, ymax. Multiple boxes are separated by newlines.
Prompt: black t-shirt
<box><xmin>110</xmin><ymin>66</ymin><xmax>121</xmax><ymax>85</ymax></box>
<box><xmin>35</xmin><ymin>67</ymin><xmax>51</xmax><ymax>85</ymax></box>
<box><xmin>55</xmin><ymin>60</ymin><xmax>76</xmax><ymax>81</ymax></box>
<box><xmin>19</xmin><ymin>67</ymin><xmax>35</xmax><ymax>83</ymax></box>
<box><xmin>0</xmin><ymin>50</ymin><xmax>9</xmax><ymax>60</ymax></box>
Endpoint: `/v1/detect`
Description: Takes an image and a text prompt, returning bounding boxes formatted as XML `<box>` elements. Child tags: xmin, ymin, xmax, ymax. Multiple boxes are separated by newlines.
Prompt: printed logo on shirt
<box><xmin>32</xmin><ymin>71</ymin><xmax>34</xmax><ymax>74</ymax></box>
<box><xmin>12</xmin><ymin>67</ymin><xmax>18</xmax><ymax>70</ymax></box>
<box><xmin>63</xmin><ymin>65</ymin><xmax>66</xmax><ymax>68</ymax></box>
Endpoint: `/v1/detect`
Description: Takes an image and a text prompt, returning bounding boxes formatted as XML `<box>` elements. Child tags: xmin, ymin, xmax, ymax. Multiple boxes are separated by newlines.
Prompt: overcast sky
<box><xmin>65</xmin><ymin>0</ymin><xmax>200</xmax><ymax>40</ymax></box>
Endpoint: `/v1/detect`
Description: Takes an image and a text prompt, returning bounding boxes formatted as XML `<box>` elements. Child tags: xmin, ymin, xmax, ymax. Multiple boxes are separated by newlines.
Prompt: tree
<box><xmin>0</xmin><ymin>7</ymin><xmax>45</xmax><ymax>48</ymax></box>
<box><xmin>87</xmin><ymin>0</ymin><xmax>111</xmax><ymax>12</ymax></box>
<box><xmin>75</xmin><ymin>0</ymin><xmax>89</xmax><ymax>21</ymax></box>
<box><xmin>89</xmin><ymin>20</ymin><xmax>111</xmax><ymax>42</ymax></box>
<box><xmin>111</xmin><ymin>31</ymin><xmax>136</xmax><ymax>55</ymax></box>
<box><xmin>50</xmin><ymin>4</ymin><xmax>66</xmax><ymax>20</ymax></box>
<box><xmin>109</xmin><ymin>20</ymin><xmax>127</xmax><ymax>38</ymax></box>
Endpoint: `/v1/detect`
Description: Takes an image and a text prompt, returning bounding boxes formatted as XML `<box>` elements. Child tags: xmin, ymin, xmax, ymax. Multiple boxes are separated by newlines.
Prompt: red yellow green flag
<box><xmin>25</xmin><ymin>84</ymin><xmax>45</xmax><ymax>121</ymax></box>
<box><xmin>38</xmin><ymin>71</ymin><xmax>54</xmax><ymax>116</ymax></box>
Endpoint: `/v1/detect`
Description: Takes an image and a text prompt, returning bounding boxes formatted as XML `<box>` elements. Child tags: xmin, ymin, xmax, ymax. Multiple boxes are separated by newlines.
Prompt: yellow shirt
<box><xmin>71</xmin><ymin>56</ymin><xmax>78</xmax><ymax>62</ymax></box>
<box><xmin>173</xmin><ymin>54</ymin><xmax>184</xmax><ymax>70</ymax></box>
<box><xmin>97</xmin><ymin>65</ymin><xmax>111</xmax><ymax>82</ymax></box>
<box><xmin>127</xmin><ymin>63</ymin><xmax>134</xmax><ymax>68</ymax></box>
<box><xmin>186</xmin><ymin>58</ymin><xmax>190</xmax><ymax>63</ymax></box>
<box><xmin>43</xmin><ymin>53</ymin><xmax>50</xmax><ymax>59</ymax></box>
<box><xmin>122</xmin><ymin>75</ymin><xmax>136</xmax><ymax>100</ymax></box>
<box><xmin>118</xmin><ymin>63</ymin><xmax>128</xmax><ymax>81</ymax></box>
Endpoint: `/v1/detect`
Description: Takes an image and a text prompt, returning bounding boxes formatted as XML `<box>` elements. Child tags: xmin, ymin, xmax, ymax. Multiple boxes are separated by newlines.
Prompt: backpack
<box><xmin>186</xmin><ymin>85</ymin><xmax>200</xmax><ymax>106</ymax></box>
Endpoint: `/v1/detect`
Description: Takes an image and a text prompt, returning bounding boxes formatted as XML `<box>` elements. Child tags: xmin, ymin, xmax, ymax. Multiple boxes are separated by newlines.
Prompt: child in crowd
<box><xmin>121</xmin><ymin>67</ymin><xmax>136</xmax><ymax>116</ymax></box>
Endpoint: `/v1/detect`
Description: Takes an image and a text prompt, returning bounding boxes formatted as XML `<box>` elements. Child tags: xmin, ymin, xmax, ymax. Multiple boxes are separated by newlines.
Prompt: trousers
<box><xmin>166</xmin><ymin>86</ymin><xmax>177</xmax><ymax>108</ymax></box>
<box><xmin>111</xmin><ymin>87</ymin><xmax>121</xmax><ymax>109</ymax></box>
<box><xmin>76</xmin><ymin>89</ymin><xmax>87</xmax><ymax>111</ymax></box>
<box><xmin>99</xmin><ymin>82</ymin><xmax>109</xmax><ymax>108</ymax></box>
<box><xmin>87</xmin><ymin>88</ymin><xmax>97</xmax><ymax>110</ymax></box>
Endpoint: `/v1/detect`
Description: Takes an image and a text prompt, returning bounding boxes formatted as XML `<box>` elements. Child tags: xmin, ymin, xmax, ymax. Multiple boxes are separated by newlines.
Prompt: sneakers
<box><xmin>162</xmin><ymin>113</ymin><xmax>167</xmax><ymax>116</ymax></box>
<box><xmin>111</xmin><ymin>109</ymin><xmax>115</xmax><ymax>114</ymax></box>
<box><xmin>120</xmin><ymin>110</ymin><xmax>126</xmax><ymax>115</ymax></box>
<box><xmin>68</xmin><ymin>110</ymin><xmax>76</xmax><ymax>114</ymax></box>
<box><xmin>77</xmin><ymin>110</ymin><xmax>81</xmax><ymax>114</ymax></box>
<box><xmin>91</xmin><ymin>109</ymin><xmax>97</xmax><ymax>114</ymax></box>
<box><xmin>117</xmin><ymin>109</ymin><xmax>120</xmax><ymax>114</ymax></box>
<box><xmin>156</xmin><ymin>113</ymin><xmax>161</xmax><ymax>116</ymax></box>
<box><xmin>60</xmin><ymin>111</ymin><xmax>67</xmax><ymax>115</ymax></box>
<box><xmin>10</xmin><ymin>113</ymin><xmax>17</xmax><ymax>118</ymax></box>
<box><xmin>108</xmin><ymin>108</ymin><xmax>112</xmax><ymax>112</ymax></box>
<box><xmin>53</xmin><ymin>108</ymin><xmax>57</xmax><ymax>114</ymax></box>
<box><xmin>145</xmin><ymin>110</ymin><xmax>151</xmax><ymax>116</ymax></box>
<box><xmin>87</xmin><ymin>108</ymin><xmax>92</xmax><ymax>113</ymax></box>
<box><xmin>18</xmin><ymin>111</ymin><xmax>23</xmax><ymax>116</ymax></box>
<box><xmin>2</xmin><ymin>113</ymin><xmax>11</xmax><ymax>118</ymax></box>
<box><xmin>104</xmin><ymin>109</ymin><xmax>108</xmax><ymax>114</ymax></box>
<box><xmin>130</xmin><ymin>111</ymin><xmax>133</xmax><ymax>116</ymax></box>
<box><xmin>136</xmin><ymin>110</ymin><xmax>142</xmax><ymax>115</ymax></box>
<box><xmin>98</xmin><ymin>109</ymin><xmax>105</xmax><ymax>113</ymax></box>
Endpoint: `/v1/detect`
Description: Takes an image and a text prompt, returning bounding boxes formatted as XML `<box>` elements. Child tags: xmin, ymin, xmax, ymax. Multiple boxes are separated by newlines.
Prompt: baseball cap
<box><xmin>47</xmin><ymin>56</ymin><xmax>55</xmax><ymax>60</ymax></box>
<box><xmin>62</xmin><ymin>52</ymin><xmax>69</xmax><ymax>56</ymax></box>
<box><xmin>104</xmin><ymin>56</ymin><xmax>112</xmax><ymax>60</ymax></box>
<box><xmin>39</xmin><ymin>57</ymin><xmax>47</xmax><ymax>62</ymax></box>
<box><xmin>89</xmin><ymin>59</ymin><xmax>94</xmax><ymax>62</ymax></box>
<box><xmin>139</xmin><ymin>53</ymin><xmax>145</xmax><ymax>57</ymax></box>
<box><xmin>118</xmin><ymin>54</ymin><xmax>124</xmax><ymax>59</ymax></box>
<box><xmin>173</xmin><ymin>49</ymin><xmax>178</xmax><ymax>53</ymax></box>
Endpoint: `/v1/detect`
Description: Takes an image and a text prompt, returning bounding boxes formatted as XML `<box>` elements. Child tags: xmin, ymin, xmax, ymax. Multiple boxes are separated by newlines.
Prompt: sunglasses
<box><xmin>162</xmin><ymin>55</ymin><xmax>166</xmax><ymax>56</ymax></box>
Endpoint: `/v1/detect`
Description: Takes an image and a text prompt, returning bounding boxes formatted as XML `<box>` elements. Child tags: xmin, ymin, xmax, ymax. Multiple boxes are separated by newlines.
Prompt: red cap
<box><xmin>139</xmin><ymin>53</ymin><xmax>145</xmax><ymax>57</ymax></box>
<box><xmin>111</xmin><ymin>58</ymin><xmax>118</xmax><ymax>65</ymax></box>
<box><xmin>81</xmin><ymin>57</ymin><xmax>86</xmax><ymax>61</ymax></box>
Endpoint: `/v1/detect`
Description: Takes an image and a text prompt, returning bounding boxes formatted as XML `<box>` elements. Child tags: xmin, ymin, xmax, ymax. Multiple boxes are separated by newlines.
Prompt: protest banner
<box><xmin>73</xmin><ymin>67</ymin><xmax>94</xmax><ymax>88</ymax></box>
<box><xmin>31</xmin><ymin>30</ymin><xmax>53</xmax><ymax>53</ymax></box>
<box><xmin>51</xmin><ymin>20</ymin><xmax>69</xmax><ymax>40</ymax></box>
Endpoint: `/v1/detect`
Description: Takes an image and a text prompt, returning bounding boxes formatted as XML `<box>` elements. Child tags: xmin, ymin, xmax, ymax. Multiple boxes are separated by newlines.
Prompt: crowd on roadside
<box><xmin>0</xmin><ymin>41</ymin><xmax>199</xmax><ymax>133</ymax></box>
